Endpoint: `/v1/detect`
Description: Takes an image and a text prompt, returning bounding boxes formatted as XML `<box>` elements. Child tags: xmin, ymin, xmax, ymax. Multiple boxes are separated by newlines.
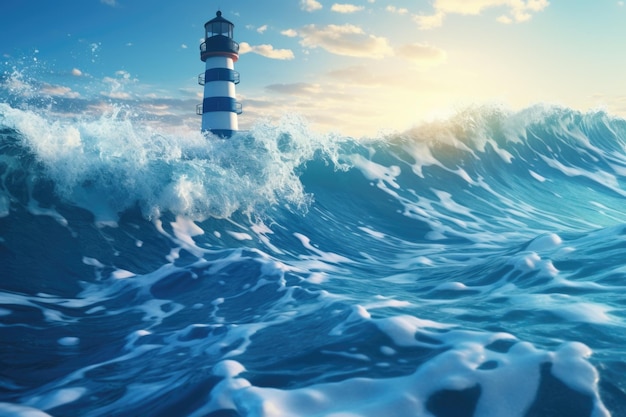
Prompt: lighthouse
<box><xmin>197</xmin><ymin>11</ymin><xmax>242</xmax><ymax>137</ymax></box>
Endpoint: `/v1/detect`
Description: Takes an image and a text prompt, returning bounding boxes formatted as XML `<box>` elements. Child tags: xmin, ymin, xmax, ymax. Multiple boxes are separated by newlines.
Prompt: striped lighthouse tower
<box><xmin>197</xmin><ymin>11</ymin><xmax>242</xmax><ymax>137</ymax></box>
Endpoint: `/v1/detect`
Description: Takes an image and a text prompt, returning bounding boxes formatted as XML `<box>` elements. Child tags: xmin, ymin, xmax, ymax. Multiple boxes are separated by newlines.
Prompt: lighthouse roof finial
<box><xmin>216</xmin><ymin>10</ymin><xmax>222</xmax><ymax>17</ymax></box>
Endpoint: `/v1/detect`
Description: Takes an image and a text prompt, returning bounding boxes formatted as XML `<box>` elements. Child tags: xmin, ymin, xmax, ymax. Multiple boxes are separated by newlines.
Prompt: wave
<box><xmin>2</xmin><ymin>100</ymin><xmax>626</xmax><ymax>417</ymax></box>
<box><xmin>2</xmin><ymin>102</ymin><xmax>626</xmax><ymax>228</ymax></box>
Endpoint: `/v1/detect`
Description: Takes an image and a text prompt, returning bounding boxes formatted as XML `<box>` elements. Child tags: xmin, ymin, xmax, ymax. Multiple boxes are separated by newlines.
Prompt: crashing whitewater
<box><xmin>1</xmin><ymin>100</ymin><xmax>626</xmax><ymax>416</ymax></box>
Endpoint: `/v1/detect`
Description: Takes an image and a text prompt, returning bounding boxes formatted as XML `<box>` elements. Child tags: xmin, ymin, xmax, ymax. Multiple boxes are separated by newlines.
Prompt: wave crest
<box><xmin>0</xmin><ymin>104</ymin><xmax>346</xmax><ymax>223</ymax></box>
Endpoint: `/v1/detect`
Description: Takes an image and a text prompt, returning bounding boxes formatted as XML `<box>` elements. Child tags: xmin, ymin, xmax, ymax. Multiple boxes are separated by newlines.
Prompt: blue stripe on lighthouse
<box><xmin>202</xmin><ymin>97</ymin><xmax>242</xmax><ymax>114</ymax></box>
<box><xmin>204</xmin><ymin>68</ymin><xmax>240</xmax><ymax>84</ymax></box>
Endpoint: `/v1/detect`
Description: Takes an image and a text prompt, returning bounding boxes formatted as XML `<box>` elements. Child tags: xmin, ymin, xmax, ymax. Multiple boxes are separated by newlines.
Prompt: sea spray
<box><xmin>1</xmin><ymin>101</ymin><xmax>625</xmax><ymax>416</ymax></box>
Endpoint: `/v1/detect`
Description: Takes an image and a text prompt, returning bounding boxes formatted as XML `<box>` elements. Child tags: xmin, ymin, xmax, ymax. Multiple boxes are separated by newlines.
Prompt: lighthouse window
<box><xmin>212</xmin><ymin>22</ymin><xmax>232</xmax><ymax>37</ymax></box>
<box><xmin>207</xmin><ymin>20</ymin><xmax>233</xmax><ymax>38</ymax></box>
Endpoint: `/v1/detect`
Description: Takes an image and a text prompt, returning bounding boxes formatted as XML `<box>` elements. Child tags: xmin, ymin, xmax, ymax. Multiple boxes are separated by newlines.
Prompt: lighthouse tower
<box><xmin>197</xmin><ymin>11</ymin><xmax>242</xmax><ymax>137</ymax></box>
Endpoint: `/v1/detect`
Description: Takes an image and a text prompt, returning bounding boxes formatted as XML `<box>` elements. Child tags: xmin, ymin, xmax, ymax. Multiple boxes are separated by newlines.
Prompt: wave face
<box><xmin>1</xmin><ymin>101</ymin><xmax>626</xmax><ymax>417</ymax></box>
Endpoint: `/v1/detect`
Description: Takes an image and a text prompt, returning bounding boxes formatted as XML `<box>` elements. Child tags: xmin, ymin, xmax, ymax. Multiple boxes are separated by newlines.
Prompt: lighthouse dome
<box><xmin>201</xmin><ymin>11</ymin><xmax>239</xmax><ymax>62</ymax></box>
<box><xmin>205</xmin><ymin>11</ymin><xmax>234</xmax><ymax>38</ymax></box>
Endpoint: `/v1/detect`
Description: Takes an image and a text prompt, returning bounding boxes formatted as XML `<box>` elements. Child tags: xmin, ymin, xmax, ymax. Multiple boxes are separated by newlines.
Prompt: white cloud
<box><xmin>496</xmin><ymin>15</ymin><xmax>513</xmax><ymax>24</ymax></box>
<box><xmin>331</xmin><ymin>3</ymin><xmax>364</xmax><ymax>13</ymax></box>
<box><xmin>181</xmin><ymin>44</ymin><xmax>188</xmax><ymax>49</ymax></box>
<box><xmin>100</xmin><ymin>0</ymin><xmax>116</xmax><ymax>6</ymax></box>
<box><xmin>71</xmin><ymin>68</ymin><xmax>83</xmax><ymax>77</ymax></box>
<box><xmin>281</xmin><ymin>29</ymin><xmax>298</xmax><ymax>37</ymax></box>
<box><xmin>239</xmin><ymin>42</ymin><xmax>295</xmax><ymax>60</ymax></box>
<box><xmin>266</xmin><ymin>83</ymin><xmax>321</xmax><ymax>95</ymax></box>
<box><xmin>298</xmin><ymin>24</ymin><xmax>393</xmax><ymax>59</ymax></box>
<box><xmin>415</xmin><ymin>0</ymin><xmax>550</xmax><ymax>29</ymax></box>
<box><xmin>41</xmin><ymin>84</ymin><xmax>80</xmax><ymax>98</ymax></box>
<box><xmin>257</xmin><ymin>25</ymin><xmax>268</xmax><ymax>34</ymax></box>
<box><xmin>413</xmin><ymin>12</ymin><xmax>445</xmax><ymax>30</ymax></box>
<box><xmin>100</xmin><ymin>91</ymin><xmax>132</xmax><ymax>100</ymax></box>
<box><xmin>386</xmin><ymin>5</ymin><xmax>408</xmax><ymax>14</ymax></box>
<box><xmin>301</xmin><ymin>0</ymin><xmax>323</xmax><ymax>12</ymax></box>
<box><xmin>327</xmin><ymin>65</ymin><xmax>386</xmax><ymax>86</ymax></box>
<box><xmin>396</xmin><ymin>43</ymin><xmax>447</xmax><ymax>65</ymax></box>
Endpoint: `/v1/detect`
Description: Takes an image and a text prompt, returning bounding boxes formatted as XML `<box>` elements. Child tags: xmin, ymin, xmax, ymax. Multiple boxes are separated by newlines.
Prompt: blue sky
<box><xmin>2</xmin><ymin>0</ymin><xmax>626</xmax><ymax>136</ymax></box>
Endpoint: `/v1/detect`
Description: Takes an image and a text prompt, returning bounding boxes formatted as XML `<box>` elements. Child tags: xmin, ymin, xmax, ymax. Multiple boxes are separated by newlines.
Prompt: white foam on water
<box><xmin>528</xmin><ymin>169</ymin><xmax>546</xmax><ymax>182</ymax></box>
<box><xmin>111</xmin><ymin>268</ymin><xmax>136</xmax><ymax>279</ymax></box>
<box><xmin>512</xmin><ymin>294</ymin><xmax>616</xmax><ymax>325</ymax></box>
<box><xmin>82</xmin><ymin>257</ymin><xmax>105</xmax><ymax>268</ymax></box>
<box><xmin>227</xmin><ymin>231</ymin><xmax>254</xmax><ymax>241</ymax></box>
<box><xmin>213</xmin><ymin>360</ymin><xmax>246</xmax><ymax>378</ymax></box>
<box><xmin>526</xmin><ymin>233</ymin><xmax>562</xmax><ymax>252</ymax></box>
<box><xmin>507</xmin><ymin>251</ymin><xmax>558</xmax><ymax>278</ymax></box>
<box><xmin>306</xmin><ymin>272</ymin><xmax>329</xmax><ymax>284</ymax></box>
<box><xmin>27</xmin><ymin>387</ymin><xmax>86</xmax><ymax>410</ymax></box>
<box><xmin>199</xmin><ymin>326</ymin><xmax>609</xmax><ymax>417</ymax></box>
<box><xmin>0</xmin><ymin>403</ymin><xmax>53</xmax><ymax>417</ymax></box>
<box><xmin>358</xmin><ymin>226</ymin><xmax>386</xmax><ymax>239</ymax></box>
<box><xmin>26</xmin><ymin>200</ymin><xmax>68</xmax><ymax>227</ymax></box>
<box><xmin>294</xmin><ymin>233</ymin><xmax>353</xmax><ymax>265</ymax></box>
<box><xmin>434</xmin><ymin>281</ymin><xmax>469</xmax><ymax>291</ymax></box>
<box><xmin>57</xmin><ymin>337</ymin><xmax>80</xmax><ymax>347</ymax></box>
<box><xmin>0</xmin><ymin>103</ymin><xmax>333</xmax><ymax>223</ymax></box>
<box><xmin>171</xmin><ymin>216</ymin><xmax>205</xmax><ymax>247</ymax></box>
<box><xmin>551</xmin><ymin>343</ymin><xmax>601</xmax><ymax>396</ymax></box>
<box><xmin>373</xmin><ymin>315</ymin><xmax>452</xmax><ymax>347</ymax></box>
<box><xmin>540</xmin><ymin>154</ymin><xmax>625</xmax><ymax>196</ymax></box>
<box><xmin>350</xmin><ymin>154</ymin><xmax>401</xmax><ymax>190</ymax></box>
<box><xmin>550</xmin><ymin>300</ymin><xmax>615</xmax><ymax>324</ymax></box>
<box><xmin>321</xmin><ymin>349</ymin><xmax>371</xmax><ymax>363</ymax></box>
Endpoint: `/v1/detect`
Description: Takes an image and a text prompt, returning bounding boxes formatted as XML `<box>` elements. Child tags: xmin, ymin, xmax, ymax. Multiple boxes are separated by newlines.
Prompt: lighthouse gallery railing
<box><xmin>200</xmin><ymin>36</ymin><xmax>239</xmax><ymax>60</ymax></box>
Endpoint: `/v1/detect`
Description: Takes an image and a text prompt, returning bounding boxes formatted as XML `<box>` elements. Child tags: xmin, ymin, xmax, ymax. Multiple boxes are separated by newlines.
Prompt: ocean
<box><xmin>1</xmin><ymin>90</ymin><xmax>626</xmax><ymax>415</ymax></box>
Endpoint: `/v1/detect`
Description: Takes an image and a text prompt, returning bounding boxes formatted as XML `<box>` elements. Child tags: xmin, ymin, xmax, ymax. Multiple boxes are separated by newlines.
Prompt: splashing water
<box><xmin>1</xmin><ymin>89</ymin><xmax>626</xmax><ymax>416</ymax></box>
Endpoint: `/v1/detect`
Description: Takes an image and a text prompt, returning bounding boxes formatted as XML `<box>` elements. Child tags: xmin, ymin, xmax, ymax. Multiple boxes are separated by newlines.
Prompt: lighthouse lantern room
<box><xmin>197</xmin><ymin>11</ymin><xmax>242</xmax><ymax>137</ymax></box>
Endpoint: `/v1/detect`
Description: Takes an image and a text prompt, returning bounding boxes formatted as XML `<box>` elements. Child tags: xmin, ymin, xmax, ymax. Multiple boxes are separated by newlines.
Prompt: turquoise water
<box><xmin>1</xmin><ymin>98</ymin><xmax>626</xmax><ymax>416</ymax></box>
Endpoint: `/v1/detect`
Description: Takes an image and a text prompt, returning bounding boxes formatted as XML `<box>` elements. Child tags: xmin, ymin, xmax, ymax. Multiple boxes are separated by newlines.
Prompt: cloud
<box><xmin>139</xmin><ymin>103</ymin><xmax>172</xmax><ymax>116</ymax></box>
<box><xmin>181</xmin><ymin>44</ymin><xmax>188</xmax><ymax>49</ymax></box>
<box><xmin>386</xmin><ymin>5</ymin><xmax>408</xmax><ymax>14</ymax></box>
<box><xmin>41</xmin><ymin>84</ymin><xmax>81</xmax><ymax>98</ymax></box>
<box><xmin>327</xmin><ymin>65</ymin><xmax>386</xmax><ymax>87</ymax></box>
<box><xmin>71</xmin><ymin>68</ymin><xmax>83</xmax><ymax>77</ymax></box>
<box><xmin>265</xmin><ymin>83</ymin><xmax>321</xmax><ymax>95</ymax></box>
<box><xmin>397</xmin><ymin>42</ymin><xmax>447</xmax><ymax>65</ymax></box>
<box><xmin>413</xmin><ymin>12</ymin><xmax>445</xmax><ymax>29</ymax></box>
<box><xmin>298</xmin><ymin>24</ymin><xmax>393</xmax><ymax>59</ymax></box>
<box><xmin>331</xmin><ymin>3</ymin><xmax>364</xmax><ymax>13</ymax></box>
<box><xmin>239</xmin><ymin>42</ymin><xmax>295</xmax><ymax>60</ymax></box>
<box><xmin>100</xmin><ymin>0</ymin><xmax>116</xmax><ymax>6</ymax></box>
<box><xmin>281</xmin><ymin>29</ymin><xmax>298</xmax><ymax>37</ymax></box>
<box><xmin>257</xmin><ymin>25</ymin><xmax>268</xmax><ymax>34</ymax></box>
<box><xmin>415</xmin><ymin>0</ymin><xmax>550</xmax><ymax>29</ymax></box>
<box><xmin>301</xmin><ymin>0</ymin><xmax>323</xmax><ymax>12</ymax></box>
<box><xmin>101</xmin><ymin>91</ymin><xmax>132</xmax><ymax>100</ymax></box>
